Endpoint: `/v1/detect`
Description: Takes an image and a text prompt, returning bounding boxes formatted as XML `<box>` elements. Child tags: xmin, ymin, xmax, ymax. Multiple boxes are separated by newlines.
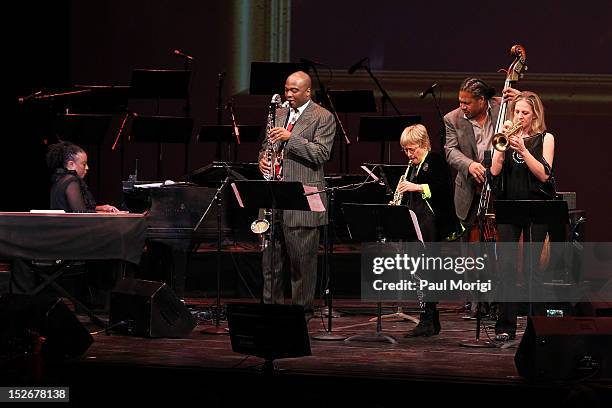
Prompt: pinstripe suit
<box><xmin>259</xmin><ymin>100</ymin><xmax>336</xmax><ymax>310</ymax></box>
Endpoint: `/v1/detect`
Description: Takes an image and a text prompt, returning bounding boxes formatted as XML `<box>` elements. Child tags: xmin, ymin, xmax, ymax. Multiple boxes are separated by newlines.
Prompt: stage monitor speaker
<box><xmin>109</xmin><ymin>278</ymin><xmax>196</xmax><ymax>338</ymax></box>
<box><xmin>574</xmin><ymin>292</ymin><xmax>612</xmax><ymax>317</ymax></box>
<box><xmin>515</xmin><ymin>316</ymin><xmax>612</xmax><ymax>381</ymax></box>
<box><xmin>0</xmin><ymin>294</ymin><xmax>93</xmax><ymax>359</ymax></box>
<box><xmin>227</xmin><ymin>303</ymin><xmax>311</xmax><ymax>361</ymax></box>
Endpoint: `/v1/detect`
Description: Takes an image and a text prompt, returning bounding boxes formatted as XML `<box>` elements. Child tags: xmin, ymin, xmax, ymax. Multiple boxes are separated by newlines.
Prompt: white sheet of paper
<box><xmin>134</xmin><ymin>182</ymin><xmax>163</xmax><ymax>189</ymax></box>
<box><xmin>409</xmin><ymin>209</ymin><xmax>424</xmax><ymax>243</ymax></box>
<box><xmin>231</xmin><ymin>183</ymin><xmax>244</xmax><ymax>208</ymax></box>
<box><xmin>303</xmin><ymin>185</ymin><xmax>326</xmax><ymax>212</ymax></box>
<box><xmin>29</xmin><ymin>209</ymin><xmax>66</xmax><ymax>214</ymax></box>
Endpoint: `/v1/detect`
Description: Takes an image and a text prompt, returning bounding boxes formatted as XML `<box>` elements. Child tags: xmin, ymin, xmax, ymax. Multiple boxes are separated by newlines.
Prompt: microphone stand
<box><xmin>460</xmin><ymin>154</ymin><xmax>495</xmax><ymax>348</ymax></box>
<box><xmin>361</xmin><ymin>63</ymin><xmax>401</xmax><ymax>163</ymax></box>
<box><xmin>324</xmin><ymin>88</ymin><xmax>351</xmax><ymax>174</ymax></box>
<box><xmin>215</xmin><ymin>72</ymin><xmax>226</xmax><ymax>160</ymax></box>
<box><xmin>307</xmin><ymin>177</ymin><xmax>383</xmax><ymax>341</ymax></box>
<box><xmin>423</xmin><ymin>87</ymin><xmax>447</xmax><ymax>159</ymax></box>
<box><xmin>307</xmin><ymin>61</ymin><xmax>351</xmax><ymax>173</ymax></box>
<box><xmin>226</xmin><ymin>100</ymin><xmax>241</xmax><ymax>162</ymax></box>
<box><xmin>196</xmin><ymin>169</ymin><xmax>231</xmax><ymax>335</ymax></box>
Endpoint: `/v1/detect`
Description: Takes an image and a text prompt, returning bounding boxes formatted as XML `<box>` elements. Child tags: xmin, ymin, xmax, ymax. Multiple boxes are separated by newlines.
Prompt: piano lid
<box><xmin>181</xmin><ymin>161</ymin><xmax>261</xmax><ymax>187</ymax></box>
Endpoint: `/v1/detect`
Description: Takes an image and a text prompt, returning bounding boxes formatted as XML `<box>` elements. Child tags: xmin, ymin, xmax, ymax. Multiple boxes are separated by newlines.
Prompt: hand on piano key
<box><xmin>96</xmin><ymin>204</ymin><xmax>123</xmax><ymax>213</ymax></box>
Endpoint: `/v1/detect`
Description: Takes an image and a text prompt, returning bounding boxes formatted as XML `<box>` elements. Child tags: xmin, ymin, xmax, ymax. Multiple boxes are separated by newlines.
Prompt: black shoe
<box><xmin>405</xmin><ymin>320</ymin><xmax>436</xmax><ymax>337</ymax></box>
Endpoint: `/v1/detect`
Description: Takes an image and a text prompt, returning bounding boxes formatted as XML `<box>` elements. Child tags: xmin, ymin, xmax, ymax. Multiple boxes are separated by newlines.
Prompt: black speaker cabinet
<box><xmin>0</xmin><ymin>294</ymin><xmax>93</xmax><ymax>359</ymax></box>
<box><xmin>515</xmin><ymin>316</ymin><xmax>612</xmax><ymax>381</ymax></box>
<box><xmin>109</xmin><ymin>278</ymin><xmax>196</xmax><ymax>338</ymax></box>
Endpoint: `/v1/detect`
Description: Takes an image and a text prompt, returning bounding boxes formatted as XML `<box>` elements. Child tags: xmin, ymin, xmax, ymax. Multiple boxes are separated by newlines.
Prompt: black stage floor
<box><xmin>2</xmin><ymin>299</ymin><xmax>611</xmax><ymax>407</ymax></box>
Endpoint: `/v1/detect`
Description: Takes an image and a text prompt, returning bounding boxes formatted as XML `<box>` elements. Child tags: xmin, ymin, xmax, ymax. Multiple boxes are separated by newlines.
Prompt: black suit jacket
<box><xmin>406</xmin><ymin>151</ymin><xmax>461</xmax><ymax>241</ymax></box>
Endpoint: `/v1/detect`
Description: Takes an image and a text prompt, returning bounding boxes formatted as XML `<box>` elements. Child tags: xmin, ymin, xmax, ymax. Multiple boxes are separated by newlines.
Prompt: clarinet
<box><xmin>390</xmin><ymin>164</ymin><xmax>412</xmax><ymax>205</ymax></box>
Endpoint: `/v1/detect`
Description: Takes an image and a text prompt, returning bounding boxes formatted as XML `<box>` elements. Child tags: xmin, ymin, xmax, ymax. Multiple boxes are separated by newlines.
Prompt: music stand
<box><xmin>198</xmin><ymin>125</ymin><xmax>263</xmax><ymax>162</ymax></box>
<box><xmin>363</xmin><ymin>163</ymin><xmax>422</xmax><ymax>322</ymax></box>
<box><xmin>71</xmin><ymin>85</ymin><xmax>130</xmax><ymax>114</ymax></box>
<box><xmin>182</xmin><ymin>161</ymin><xmax>260</xmax><ymax>186</ymax></box>
<box><xmin>249</xmin><ymin>62</ymin><xmax>308</xmax><ymax>95</ymax></box>
<box><xmin>495</xmin><ymin>199</ymin><xmax>569</xmax><ymax>314</ymax></box>
<box><xmin>129</xmin><ymin>69</ymin><xmax>191</xmax><ymax>99</ymax></box>
<box><xmin>323</xmin><ymin>90</ymin><xmax>377</xmax><ymax>113</ymax></box>
<box><xmin>358</xmin><ymin>115</ymin><xmax>421</xmax><ymax>163</ymax></box>
<box><xmin>341</xmin><ymin>203</ymin><xmax>422</xmax><ymax>344</ymax></box>
<box><xmin>321</xmin><ymin>90</ymin><xmax>377</xmax><ymax>173</ymax></box>
<box><xmin>231</xmin><ymin>180</ymin><xmax>323</xmax><ymax>322</ymax></box>
<box><xmin>227</xmin><ymin>303</ymin><xmax>311</xmax><ymax>375</ymax></box>
<box><xmin>129</xmin><ymin>115</ymin><xmax>193</xmax><ymax>178</ymax></box>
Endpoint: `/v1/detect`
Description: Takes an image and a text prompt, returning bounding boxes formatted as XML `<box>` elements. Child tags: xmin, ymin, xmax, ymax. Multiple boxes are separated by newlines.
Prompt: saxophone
<box><xmin>251</xmin><ymin>94</ymin><xmax>283</xmax><ymax>250</ymax></box>
<box><xmin>390</xmin><ymin>164</ymin><xmax>412</xmax><ymax>206</ymax></box>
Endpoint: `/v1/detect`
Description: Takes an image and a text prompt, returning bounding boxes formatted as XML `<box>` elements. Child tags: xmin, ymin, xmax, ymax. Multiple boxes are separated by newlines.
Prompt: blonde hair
<box><xmin>509</xmin><ymin>91</ymin><xmax>547</xmax><ymax>134</ymax></box>
<box><xmin>400</xmin><ymin>124</ymin><xmax>431</xmax><ymax>150</ymax></box>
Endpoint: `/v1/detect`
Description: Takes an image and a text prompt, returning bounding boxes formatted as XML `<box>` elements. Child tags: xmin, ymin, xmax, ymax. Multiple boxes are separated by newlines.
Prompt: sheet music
<box><xmin>231</xmin><ymin>183</ymin><xmax>245</xmax><ymax>208</ymax></box>
<box><xmin>409</xmin><ymin>209</ymin><xmax>424</xmax><ymax>243</ymax></box>
<box><xmin>134</xmin><ymin>182</ymin><xmax>164</xmax><ymax>189</ymax></box>
<box><xmin>30</xmin><ymin>209</ymin><xmax>66</xmax><ymax>214</ymax></box>
<box><xmin>303</xmin><ymin>185</ymin><xmax>325</xmax><ymax>212</ymax></box>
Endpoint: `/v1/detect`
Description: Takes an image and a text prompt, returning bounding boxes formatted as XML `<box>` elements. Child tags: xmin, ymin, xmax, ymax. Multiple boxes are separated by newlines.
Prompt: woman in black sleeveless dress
<box><xmin>490</xmin><ymin>91</ymin><xmax>556</xmax><ymax>341</ymax></box>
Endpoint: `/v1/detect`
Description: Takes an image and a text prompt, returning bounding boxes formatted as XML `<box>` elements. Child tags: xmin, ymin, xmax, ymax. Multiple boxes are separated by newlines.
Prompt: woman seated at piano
<box><xmin>46</xmin><ymin>141</ymin><xmax>120</xmax><ymax>213</ymax></box>
<box><xmin>393</xmin><ymin>124</ymin><xmax>462</xmax><ymax>337</ymax></box>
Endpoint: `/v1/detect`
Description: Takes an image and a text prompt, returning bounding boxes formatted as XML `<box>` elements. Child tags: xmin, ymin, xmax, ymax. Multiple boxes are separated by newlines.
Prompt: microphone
<box><xmin>17</xmin><ymin>90</ymin><xmax>42</xmax><ymax>104</ymax></box>
<box><xmin>347</xmin><ymin>57</ymin><xmax>369</xmax><ymax>74</ymax></box>
<box><xmin>226</xmin><ymin>100</ymin><xmax>240</xmax><ymax>144</ymax></box>
<box><xmin>173</xmin><ymin>49</ymin><xmax>194</xmax><ymax>60</ymax></box>
<box><xmin>419</xmin><ymin>83</ymin><xmax>438</xmax><ymax>99</ymax></box>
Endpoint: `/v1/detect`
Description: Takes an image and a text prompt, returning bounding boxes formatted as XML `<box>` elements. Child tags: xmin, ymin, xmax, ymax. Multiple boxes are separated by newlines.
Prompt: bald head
<box><xmin>285</xmin><ymin>71</ymin><xmax>312</xmax><ymax>109</ymax></box>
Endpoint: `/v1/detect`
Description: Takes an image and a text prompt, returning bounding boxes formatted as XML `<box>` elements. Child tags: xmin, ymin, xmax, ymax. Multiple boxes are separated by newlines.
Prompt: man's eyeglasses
<box><xmin>400</xmin><ymin>146</ymin><xmax>418</xmax><ymax>154</ymax></box>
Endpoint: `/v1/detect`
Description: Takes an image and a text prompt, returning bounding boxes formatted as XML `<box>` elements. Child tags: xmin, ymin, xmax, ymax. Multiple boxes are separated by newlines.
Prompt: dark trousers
<box><xmin>495</xmin><ymin>223</ymin><xmax>548</xmax><ymax>334</ymax></box>
<box><xmin>262</xmin><ymin>212</ymin><xmax>320</xmax><ymax>312</ymax></box>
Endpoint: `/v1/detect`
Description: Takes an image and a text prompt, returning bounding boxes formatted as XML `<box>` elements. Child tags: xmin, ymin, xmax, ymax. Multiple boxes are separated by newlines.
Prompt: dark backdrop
<box><xmin>292</xmin><ymin>0</ymin><xmax>612</xmax><ymax>73</ymax></box>
<box><xmin>7</xmin><ymin>0</ymin><xmax>612</xmax><ymax>240</ymax></box>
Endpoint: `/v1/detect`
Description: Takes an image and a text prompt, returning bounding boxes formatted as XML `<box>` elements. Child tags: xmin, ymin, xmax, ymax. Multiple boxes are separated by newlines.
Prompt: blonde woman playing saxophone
<box><xmin>395</xmin><ymin>124</ymin><xmax>462</xmax><ymax>337</ymax></box>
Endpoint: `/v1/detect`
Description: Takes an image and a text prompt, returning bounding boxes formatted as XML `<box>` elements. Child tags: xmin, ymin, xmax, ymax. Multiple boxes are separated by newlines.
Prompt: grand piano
<box><xmin>121</xmin><ymin>162</ymin><xmax>261</xmax><ymax>297</ymax></box>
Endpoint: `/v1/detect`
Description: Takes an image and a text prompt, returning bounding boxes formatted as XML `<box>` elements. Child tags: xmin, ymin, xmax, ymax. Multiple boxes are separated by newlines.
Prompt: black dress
<box><xmin>403</xmin><ymin>151</ymin><xmax>462</xmax><ymax>242</ymax></box>
<box><xmin>50</xmin><ymin>169</ymin><xmax>96</xmax><ymax>212</ymax></box>
<box><xmin>494</xmin><ymin>133</ymin><xmax>555</xmax><ymax>201</ymax></box>
<box><xmin>492</xmin><ymin>133</ymin><xmax>555</xmax><ymax>336</ymax></box>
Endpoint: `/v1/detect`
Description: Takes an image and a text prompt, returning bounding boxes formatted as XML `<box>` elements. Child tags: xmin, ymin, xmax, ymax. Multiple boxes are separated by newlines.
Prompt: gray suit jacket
<box><xmin>443</xmin><ymin>97</ymin><xmax>501</xmax><ymax>221</ymax></box>
<box><xmin>260</xmin><ymin>101</ymin><xmax>336</xmax><ymax>227</ymax></box>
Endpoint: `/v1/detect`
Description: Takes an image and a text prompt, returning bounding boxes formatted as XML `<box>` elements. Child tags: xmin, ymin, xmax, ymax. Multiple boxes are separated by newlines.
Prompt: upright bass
<box><xmin>476</xmin><ymin>44</ymin><xmax>527</xmax><ymax>241</ymax></box>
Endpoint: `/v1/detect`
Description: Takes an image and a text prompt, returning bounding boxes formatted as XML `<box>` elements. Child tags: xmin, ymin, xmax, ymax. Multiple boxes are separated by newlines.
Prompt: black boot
<box><xmin>405</xmin><ymin>303</ymin><xmax>437</xmax><ymax>337</ymax></box>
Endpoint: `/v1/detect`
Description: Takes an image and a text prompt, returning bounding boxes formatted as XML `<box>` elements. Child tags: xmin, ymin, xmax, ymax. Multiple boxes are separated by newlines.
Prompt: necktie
<box><xmin>286</xmin><ymin>109</ymin><xmax>299</xmax><ymax>132</ymax></box>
